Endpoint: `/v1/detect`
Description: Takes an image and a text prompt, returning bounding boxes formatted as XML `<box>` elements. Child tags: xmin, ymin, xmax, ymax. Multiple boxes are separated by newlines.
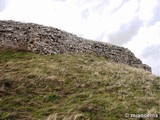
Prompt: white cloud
<box><xmin>138</xmin><ymin>0</ymin><xmax>159</xmax><ymax>24</ymax></box>
<box><xmin>124</xmin><ymin>22</ymin><xmax>160</xmax><ymax>55</ymax></box>
<box><xmin>0</xmin><ymin>0</ymin><xmax>54</xmax><ymax>22</ymax></box>
<box><xmin>141</xmin><ymin>44</ymin><xmax>160</xmax><ymax>76</ymax></box>
<box><xmin>108</xmin><ymin>18</ymin><xmax>142</xmax><ymax>45</ymax></box>
<box><xmin>0</xmin><ymin>0</ymin><xmax>9</xmax><ymax>11</ymax></box>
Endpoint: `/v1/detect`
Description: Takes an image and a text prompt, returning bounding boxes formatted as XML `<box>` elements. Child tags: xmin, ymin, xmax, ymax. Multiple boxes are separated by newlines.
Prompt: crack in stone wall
<box><xmin>0</xmin><ymin>20</ymin><xmax>151</xmax><ymax>72</ymax></box>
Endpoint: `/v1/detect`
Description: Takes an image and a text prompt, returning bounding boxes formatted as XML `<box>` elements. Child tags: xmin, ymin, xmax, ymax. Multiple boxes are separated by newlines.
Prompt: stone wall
<box><xmin>0</xmin><ymin>20</ymin><xmax>151</xmax><ymax>72</ymax></box>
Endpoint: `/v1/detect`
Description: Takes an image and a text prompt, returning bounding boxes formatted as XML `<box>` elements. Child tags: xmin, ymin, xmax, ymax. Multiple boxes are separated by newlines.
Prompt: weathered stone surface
<box><xmin>0</xmin><ymin>20</ymin><xmax>151</xmax><ymax>72</ymax></box>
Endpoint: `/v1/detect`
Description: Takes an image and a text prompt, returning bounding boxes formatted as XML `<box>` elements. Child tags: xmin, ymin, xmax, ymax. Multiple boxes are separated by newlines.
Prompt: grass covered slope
<box><xmin>0</xmin><ymin>48</ymin><xmax>160</xmax><ymax>120</ymax></box>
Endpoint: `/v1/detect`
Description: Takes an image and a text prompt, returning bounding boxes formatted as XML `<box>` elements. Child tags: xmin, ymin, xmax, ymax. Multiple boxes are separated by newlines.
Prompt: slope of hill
<box><xmin>0</xmin><ymin>20</ymin><xmax>151</xmax><ymax>72</ymax></box>
<box><xmin>0</xmin><ymin>48</ymin><xmax>159</xmax><ymax>120</ymax></box>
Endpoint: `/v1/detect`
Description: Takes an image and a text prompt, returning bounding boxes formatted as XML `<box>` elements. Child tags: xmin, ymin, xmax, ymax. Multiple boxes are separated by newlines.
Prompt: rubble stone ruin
<box><xmin>0</xmin><ymin>20</ymin><xmax>151</xmax><ymax>72</ymax></box>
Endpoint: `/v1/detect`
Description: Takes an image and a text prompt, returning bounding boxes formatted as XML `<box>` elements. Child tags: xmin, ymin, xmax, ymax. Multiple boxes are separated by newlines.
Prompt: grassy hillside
<box><xmin>0</xmin><ymin>47</ymin><xmax>160</xmax><ymax>120</ymax></box>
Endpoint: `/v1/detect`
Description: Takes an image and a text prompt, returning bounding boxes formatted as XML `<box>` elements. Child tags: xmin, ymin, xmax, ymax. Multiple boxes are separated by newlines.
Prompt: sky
<box><xmin>0</xmin><ymin>0</ymin><xmax>160</xmax><ymax>76</ymax></box>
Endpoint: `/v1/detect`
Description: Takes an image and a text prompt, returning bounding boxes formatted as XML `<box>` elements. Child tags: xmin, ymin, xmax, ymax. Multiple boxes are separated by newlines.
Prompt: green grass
<box><xmin>0</xmin><ymin>47</ymin><xmax>160</xmax><ymax>120</ymax></box>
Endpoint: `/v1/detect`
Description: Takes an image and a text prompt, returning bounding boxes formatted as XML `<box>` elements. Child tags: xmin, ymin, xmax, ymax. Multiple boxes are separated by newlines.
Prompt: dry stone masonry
<box><xmin>0</xmin><ymin>20</ymin><xmax>151</xmax><ymax>72</ymax></box>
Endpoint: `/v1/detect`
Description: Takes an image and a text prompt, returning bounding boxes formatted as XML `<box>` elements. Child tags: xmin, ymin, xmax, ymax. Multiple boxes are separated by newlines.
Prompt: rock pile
<box><xmin>0</xmin><ymin>20</ymin><xmax>151</xmax><ymax>72</ymax></box>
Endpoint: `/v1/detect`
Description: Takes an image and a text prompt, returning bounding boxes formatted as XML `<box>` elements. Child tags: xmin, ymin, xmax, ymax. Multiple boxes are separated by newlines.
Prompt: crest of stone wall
<box><xmin>0</xmin><ymin>20</ymin><xmax>151</xmax><ymax>72</ymax></box>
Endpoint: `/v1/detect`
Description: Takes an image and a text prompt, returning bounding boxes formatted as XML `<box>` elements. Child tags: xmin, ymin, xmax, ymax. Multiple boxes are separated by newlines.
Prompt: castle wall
<box><xmin>0</xmin><ymin>20</ymin><xmax>151</xmax><ymax>72</ymax></box>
